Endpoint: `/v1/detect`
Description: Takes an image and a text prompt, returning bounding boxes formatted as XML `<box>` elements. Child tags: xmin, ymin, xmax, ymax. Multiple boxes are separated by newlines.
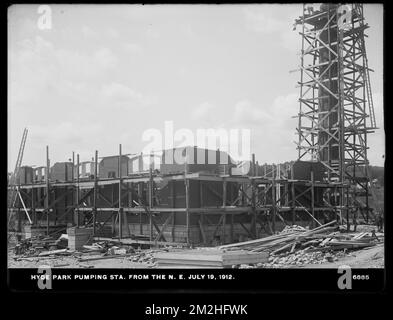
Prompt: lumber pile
<box><xmin>217</xmin><ymin>221</ymin><xmax>381</xmax><ymax>267</ymax></box>
<box><xmin>13</xmin><ymin>235</ymin><xmax>63</xmax><ymax>256</ymax></box>
<box><xmin>153</xmin><ymin>249</ymin><xmax>268</xmax><ymax>269</ymax></box>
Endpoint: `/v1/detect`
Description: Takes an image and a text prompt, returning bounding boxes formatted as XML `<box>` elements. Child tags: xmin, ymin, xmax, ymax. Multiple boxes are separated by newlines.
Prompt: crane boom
<box><xmin>8</xmin><ymin>128</ymin><xmax>28</xmax><ymax>208</ymax></box>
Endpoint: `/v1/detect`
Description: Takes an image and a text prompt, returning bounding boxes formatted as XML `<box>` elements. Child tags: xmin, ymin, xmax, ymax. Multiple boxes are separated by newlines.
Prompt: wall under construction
<box><xmin>8</xmin><ymin>145</ymin><xmax>349</xmax><ymax>246</ymax></box>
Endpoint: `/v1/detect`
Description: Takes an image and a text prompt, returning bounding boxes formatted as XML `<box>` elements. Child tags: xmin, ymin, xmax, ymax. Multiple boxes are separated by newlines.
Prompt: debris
<box><xmin>55</xmin><ymin>234</ymin><xmax>68</xmax><ymax>249</ymax></box>
<box><xmin>53</xmin><ymin>263</ymin><xmax>69</xmax><ymax>268</ymax></box>
<box><xmin>216</xmin><ymin>220</ymin><xmax>381</xmax><ymax>268</ymax></box>
<box><xmin>38</xmin><ymin>249</ymin><xmax>69</xmax><ymax>257</ymax></box>
<box><xmin>113</xmin><ymin>248</ymin><xmax>127</xmax><ymax>255</ymax></box>
<box><xmin>78</xmin><ymin>253</ymin><xmax>134</xmax><ymax>262</ymax></box>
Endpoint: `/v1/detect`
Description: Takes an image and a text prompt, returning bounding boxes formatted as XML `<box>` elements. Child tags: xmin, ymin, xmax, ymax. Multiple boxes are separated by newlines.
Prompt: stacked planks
<box><xmin>218</xmin><ymin>220</ymin><xmax>379</xmax><ymax>255</ymax></box>
<box><xmin>153</xmin><ymin>249</ymin><xmax>268</xmax><ymax>269</ymax></box>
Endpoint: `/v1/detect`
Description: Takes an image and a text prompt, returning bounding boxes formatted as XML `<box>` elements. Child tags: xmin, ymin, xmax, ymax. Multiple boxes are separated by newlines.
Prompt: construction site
<box><xmin>8</xmin><ymin>4</ymin><xmax>384</xmax><ymax>269</ymax></box>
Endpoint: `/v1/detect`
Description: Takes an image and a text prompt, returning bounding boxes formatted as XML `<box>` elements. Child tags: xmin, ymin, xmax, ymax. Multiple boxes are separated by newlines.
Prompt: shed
<box><xmin>99</xmin><ymin>155</ymin><xmax>129</xmax><ymax>178</ymax></box>
<box><xmin>51</xmin><ymin>162</ymin><xmax>73</xmax><ymax>182</ymax></box>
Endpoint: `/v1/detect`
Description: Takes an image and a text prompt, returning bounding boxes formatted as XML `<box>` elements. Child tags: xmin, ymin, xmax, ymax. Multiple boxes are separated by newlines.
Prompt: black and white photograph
<box><xmin>7</xmin><ymin>3</ymin><xmax>385</xmax><ymax>293</ymax></box>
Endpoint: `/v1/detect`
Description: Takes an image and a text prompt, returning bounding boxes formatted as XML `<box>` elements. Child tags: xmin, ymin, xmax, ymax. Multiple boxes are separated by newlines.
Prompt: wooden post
<box><xmin>222</xmin><ymin>180</ymin><xmax>227</xmax><ymax>207</ymax></box>
<box><xmin>240</xmin><ymin>184</ymin><xmax>244</xmax><ymax>206</ymax></box>
<box><xmin>222</xmin><ymin>179</ymin><xmax>227</xmax><ymax>243</ymax></box>
<box><xmin>291</xmin><ymin>166</ymin><xmax>295</xmax><ymax>225</ymax></box>
<box><xmin>272</xmin><ymin>179</ymin><xmax>276</xmax><ymax>233</ymax></box>
<box><xmin>125</xmin><ymin>182</ymin><xmax>132</xmax><ymax>237</ymax></box>
<box><xmin>148</xmin><ymin>165</ymin><xmax>153</xmax><ymax>242</ymax></box>
<box><xmin>230</xmin><ymin>214</ymin><xmax>234</xmax><ymax>243</ymax></box>
<box><xmin>72</xmin><ymin>152</ymin><xmax>75</xmax><ymax>181</ymax></box>
<box><xmin>64</xmin><ymin>186</ymin><xmax>67</xmax><ymax>225</ymax></box>
<box><xmin>111</xmin><ymin>184</ymin><xmax>115</xmax><ymax>236</ymax></box>
<box><xmin>365</xmin><ymin>180</ymin><xmax>369</xmax><ymax>224</ymax></box>
<box><xmin>222</xmin><ymin>214</ymin><xmax>226</xmax><ymax>244</ymax></box>
<box><xmin>198</xmin><ymin>181</ymin><xmax>205</xmax><ymax>244</ymax></box>
<box><xmin>276</xmin><ymin>163</ymin><xmax>281</xmax><ymax>206</ymax></box>
<box><xmin>32</xmin><ymin>185</ymin><xmax>36</xmax><ymax>225</ymax></box>
<box><xmin>138</xmin><ymin>182</ymin><xmax>143</xmax><ymax>235</ymax></box>
<box><xmin>199</xmin><ymin>181</ymin><xmax>203</xmax><ymax>207</ymax></box>
<box><xmin>45</xmin><ymin>146</ymin><xmax>50</xmax><ymax>235</ymax></box>
<box><xmin>71</xmin><ymin>151</ymin><xmax>74</xmax><ymax>226</ymax></box>
<box><xmin>251</xmin><ymin>180</ymin><xmax>257</xmax><ymax>238</ymax></box>
<box><xmin>17</xmin><ymin>206</ymin><xmax>21</xmax><ymax>233</ymax></box>
<box><xmin>185</xmin><ymin>163</ymin><xmax>190</xmax><ymax>245</ymax></box>
<box><xmin>251</xmin><ymin>153</ymin><xmax>256</xmax><ymax>176</ymax></box>
<box><xmin>53</xmin><ymin>188</ymin><xmax>57</xmax><ymax>226</ymax></box>
<box><xmin>76</xmin><ymin>154</ymin><xmax>80</xmax><ymax>227</ymax></box>
<box><xmin>139</xmin><ymin>152</ymin><xmax>143</xmax><ymax>172</ymax></box>
<box><xmin>334</xmin><ymin>185</ymin><xmax>338</xmax><ymax>223</ymax></box>
<box><xmin>311</xmin><ymin>170</ymin><xmax>315</xmax><ymax>229</ymax></box>
<box><xmin>171</xmin><ymin>181</ymin><xmax>176</xmax><ymax>242</ymax></box>
<box><xmin>346</xmin><ymin>186</ymin><xmax>350</xmax><ymax>232</ymax></box>
<box><xmin>93</xmin><ymin>150</ymin><xmax>98</xmax><ymax>236</ymax></box>
<box><xmin>118</xmin><ymin>145</ymin><xmax>122</xmax><ymax>240</ymax></box>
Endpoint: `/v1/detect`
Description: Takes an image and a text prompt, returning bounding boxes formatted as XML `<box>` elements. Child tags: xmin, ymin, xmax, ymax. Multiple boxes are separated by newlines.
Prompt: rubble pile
<box><xmin>279</xmin><ymin>225</ymin><xmax>308</xmax><ymax>234</ymax></box>
<box><xmin>219</xmin><ymin>220</ymin><xmax>382</xmax><ymax>268</ymax></box>
<box><xmin>9</xmin><ymin>221</ymin><xmax>383</xmax><ymax>269</ymax></box>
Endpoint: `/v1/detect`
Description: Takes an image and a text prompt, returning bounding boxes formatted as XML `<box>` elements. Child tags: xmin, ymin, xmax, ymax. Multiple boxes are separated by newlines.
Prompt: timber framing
<box><xmin>295</xmin><ymin>4</ymin><xmax>376</xmax><ymax>226</ymax></box>
<box><xmin>8</xmin><ymin>145</ymin><xmax>351</xmax><ymax>246</ymax></box>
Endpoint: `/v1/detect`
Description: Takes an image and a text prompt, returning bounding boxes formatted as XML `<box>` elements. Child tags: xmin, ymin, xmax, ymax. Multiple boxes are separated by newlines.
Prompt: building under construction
<box><xmin>7</xmin><ymin>4</ymin><xmax>380</xmax><ymax>249</ymax></box>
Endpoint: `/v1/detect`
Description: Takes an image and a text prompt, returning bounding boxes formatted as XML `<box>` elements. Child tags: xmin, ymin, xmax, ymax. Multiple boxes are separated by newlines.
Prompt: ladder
<box><xmin>364</xmin><ymin>55</ymin><xmax>377</xmax><ymax>129</ymax></box>
<box><xmin>8</xmin><ymin>128</ymin><xmax>28</xmax><ymax>209</ymax></box>
<box><xmin>356</xmin><ymin>4</ymin><xmax>377</xmax><ymax>129</ymax></box>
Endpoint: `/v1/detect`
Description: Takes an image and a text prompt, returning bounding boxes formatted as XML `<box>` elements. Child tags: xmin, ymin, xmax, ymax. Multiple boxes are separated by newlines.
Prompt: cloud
<box><xmin>105</xmin><ymin>27</ymin><xmax>119</xmax><ymax>38</ymax></box>
<box><xmin>8</xmin><ymin>36</ymin><xmax>120</xmax><ymax>118</ymax></box>
<box><xmin>192</xmin><ymin>102</ymin><xmax>215</xmax><ymax>119</ymax></box>
<box><xmin>227</xmin><ymin>93</ymin><xmax>299</xmax><ymax>162</ymax></box>
<box><xmin>82</xmin><ymin>25</ymin><xmax>119</xmax><ymax>40</ymax></box>
<box><xmin>243</xmin><ymin>5</ymin><xmax>302</xmax><ymax>53</ymax></box>
<box><xmin>30</xmin><ymin>121</ymin><xmax>102</xmax><ymax>145</ymax></box>
<box><xmin>92</xmin><ymin>47</ymin><xmax>118</xmax><ymax>69</ymax></box>
<box><xmin>244</xmin><ymin>7</ymin><xmax>283</xmax><ymax>34</ymax></box>
<box><xmin>280</xmin><ymin>28</ymin><xmax>301</xmax><ymax>53</ymax></box>
<box><xmin>82</xmin><ymin>25</ymin><xmax>98</xmax><ymax>38</ymax></box>
<box><xmin>228</xmin><ymin>91</ymin><xmax>385</xmax><ymax>165</ymax></box>
<box><xmin>8</xmin><ymin>35</ymin><xmax>123</xmax><ymax>167</ymax></box>
<box><xmin>233</xmin><ymin>100</ymin><xmax>273</xmax><ymax>126</ymax></box>
<box><xmin>146</xmin><ymin>26</ymin><xmax>160</xmax><ymax>39</ymax></box>
<box><xmin>25</xmin><ymin>121</ymin><xmax>104</xmax><ymax>165</ymax></box>
<box><xmin>180</xmin><ymin>23</ymin><xmax>194</xmax><ymax>37</ymax></box>
<box><xmin>123</xmin><ymin>42</ymin><xmax>143</xmax><ymax>55</ymax></box>
<box><xmin>11</xmin><ymin>36</ymin><xmax>118</xmax><ymax>85</ymax></box>
<box><xmin>101</xmin><ymin>82</ymin><xmax>157</xmax><ymax>106</ymax></box>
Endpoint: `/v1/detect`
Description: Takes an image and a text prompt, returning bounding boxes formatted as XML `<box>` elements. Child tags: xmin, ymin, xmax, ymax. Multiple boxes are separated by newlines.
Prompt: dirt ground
<box><xmin>8</xmin><ymin>251</ymin><xmax>151</xmax><ymax>269</ymax></box>
<box><xmin>299</xmin><ymin>243</ymin><xmax>384</xmax><ymax>269</ymax></box>
<box><xmin>8</xmin><ymin>242</ymin><xmax>384</xmax><ymax>269</ymax></box>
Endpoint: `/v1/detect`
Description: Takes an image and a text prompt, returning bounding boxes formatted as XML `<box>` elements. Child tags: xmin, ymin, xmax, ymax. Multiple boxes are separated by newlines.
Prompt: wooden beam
<box><xmin>198</xmin><ymin>216</ymin><xmax>206</xmax><ymax>245</ymax></box>
<box><xmin>45</xmin><ymin>145</ymin><xmax>50</xmax><ymax>235</ymax></box>
<box><xmin>239</xmin><ymin>221</ymin><xmax>253</xmax><ymax>238</ymax></box>
<box><xmin>185</xmin><ymin>163</ymin><xmax>190</xmax><ymax>245</ymax></box>
<box><xmin>118</xmin><ymin>145</ymin><xmax>122</xmax><ymax>240</ymax></box>
<box><xmin>154</xmin><ymin>213</ymin><xmax>173</xmax><ymax>242</ymax></box>
<box><xmin>75</xmin><ymin>154</ymin><xmax>80</xmax><ymax>226</ymax></box>
<box><xmin>93</xmin><ymin>150</ymin><xmax>98</xmax><ymax>236</ymax></box>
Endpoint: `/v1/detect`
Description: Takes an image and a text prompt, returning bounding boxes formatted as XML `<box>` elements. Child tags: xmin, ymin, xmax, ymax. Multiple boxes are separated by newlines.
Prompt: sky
<box><xmin>8</xmin><ymin>4</ymin><xmax>384</xmax><ymax>171</ymax></box>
